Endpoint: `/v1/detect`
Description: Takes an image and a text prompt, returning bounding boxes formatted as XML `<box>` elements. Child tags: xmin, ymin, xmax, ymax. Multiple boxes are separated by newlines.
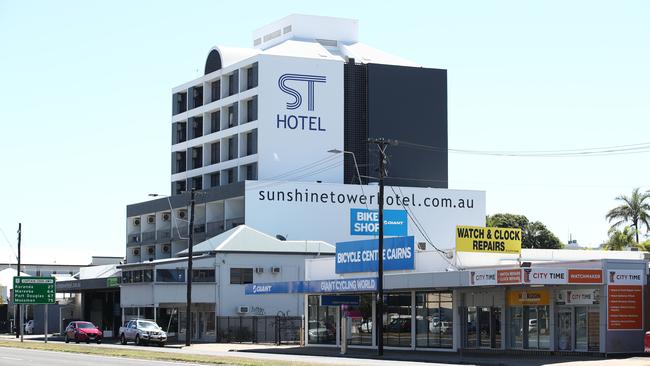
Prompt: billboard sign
<box><xmin>456</xmin><ymin>226</ymin><xmax>521</xmax><ymax>254</ymax></box>
<box><xmin>246</xmin><ymin>181</ymin><xmax>486</xmax><ymax>247</ymax></box>
<box><xmin>257</xmin><ymin>55</ymin><xmax>344</xmax><ymax>183</ymax></box>
<box><xmin>335</xmin><ymin>236</ymin><xmax>415</xmax><ymax>273</ymax></box>
<box><xmin>350</xmin><ymin>208</ymin><xmax>407</xmax><ymax>236</ymax></box>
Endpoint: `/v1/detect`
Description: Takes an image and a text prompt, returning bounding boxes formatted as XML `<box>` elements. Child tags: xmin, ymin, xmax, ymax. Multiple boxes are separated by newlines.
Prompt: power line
<box><xmin>394</xmin><ymin>140</ymin><xmax>650</xmax><ymax>157</ymax></box>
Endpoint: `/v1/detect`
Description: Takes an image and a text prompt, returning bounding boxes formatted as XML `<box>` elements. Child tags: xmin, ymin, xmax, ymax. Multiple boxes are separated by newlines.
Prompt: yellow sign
<box><xmin>456</xmin><ymin>226</ymin><xmax>522</xmax><ymax>254</ymax></box>
<box><xmin>507</xmin><ymin>289</ymin><xmax>550</xmax><ymax>306</ymax></box>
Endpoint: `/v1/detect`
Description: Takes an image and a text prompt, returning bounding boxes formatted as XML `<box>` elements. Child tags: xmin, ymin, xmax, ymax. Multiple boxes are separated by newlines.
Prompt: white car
<box><xmin>24</xmin><ymin>320</ymin><xmax>34</xmax><ymax>334</ymax></box>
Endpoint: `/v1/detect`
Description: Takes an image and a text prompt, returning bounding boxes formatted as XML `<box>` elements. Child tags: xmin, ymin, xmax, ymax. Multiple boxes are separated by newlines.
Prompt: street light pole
<box><xmin>185</xmin><ymin>188</ymin><xmax>195</xmax><ymax>347</ymax></box>
<box><xmin>15</xmin><ymin>223</ymin><xmax>21</xmax><ymax>339</ymax></box>
<box><xmin>368</xmin><ymin>138</ymin><xmax>390</xmax><ymax>356</ymax></box>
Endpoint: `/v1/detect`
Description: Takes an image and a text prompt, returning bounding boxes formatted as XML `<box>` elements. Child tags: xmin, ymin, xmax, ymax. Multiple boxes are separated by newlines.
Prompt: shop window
<box><xmin>508</xmin><ymin>305</ymin><xmax>549</xmax><ymax>349</ymax></box>
<box><xmin>192</xmin><ymin>269</ymin><xmax>216</xmax><ymax>282</ymax></box>
<box><xmin>230</xmin><ymin>268</ymin><xmax>253</xmax><ymax>284</ymax></box>
<box><xmin>465</xmin><ymin>306</ymin><xmax>501</xmax><ymax>349</ymax></box>
<box><xmin>346</xmin><ymin>294</ymin><xmax>373</xmax><ymax>346</ymax></box>
<box><xmin>307</xmin><ymin>295</ymin><xmax>336</xmax><ymax>344</ymax></box>
<box><xmin>156</xmin><ymin>268</ymin><xmax>185</xmax><ymax>282</ymax></box>
<box><xmin>384</xmin><ymin>293</ymin><xmax>412</xmax><ymax>347</ymax></box>
<box><xmin>143</xmin><ymin>269</ymin><xmax>154</xmax><ymax>283</ymax></box>
<box><xmin>416</xmin><ymin>291</ymin><xmax>453</xmax><ymax>349</ymax></box>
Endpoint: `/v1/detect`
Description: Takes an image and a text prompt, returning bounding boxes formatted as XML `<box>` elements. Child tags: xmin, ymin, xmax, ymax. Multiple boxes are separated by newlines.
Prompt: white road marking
<box><xmin>0</xmin><ymin>357</ymin><xmax>22</xmax><ymax>361</ymax></box>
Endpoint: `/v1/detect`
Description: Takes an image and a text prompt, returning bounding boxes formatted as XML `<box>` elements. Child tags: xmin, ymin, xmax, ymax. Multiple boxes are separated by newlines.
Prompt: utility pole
<box><xmin>185</xmin><ymin>189</ymin><xmax>195</xmax><ymax>347</ymax></box>
<box><xmin>15</xmin><ymin>223</ymin><xmax>21</xmax><ymax>339</ymax></box>
<box><xmin>368</xmin><ymin>138</ymin><xmax>391</xmax><ymax>356</ymax></box>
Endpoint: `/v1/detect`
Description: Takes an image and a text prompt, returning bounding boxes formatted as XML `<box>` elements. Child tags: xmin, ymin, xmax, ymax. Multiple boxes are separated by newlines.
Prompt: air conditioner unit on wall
<box><xmin>147</xmin><ymin>216</ymin><xmax>155</xmax><ymax>224</ymax></box>
<box><xmin>178</xmin><ymin>210</ymin><xmax>187</xmax><ymax>219</ymax></box>
<box><xmin>255</xmin><ymin>267</ymin><xmax>264</xmax><ymax>274</ymax></box>
<box><xmin>133</xmin><ymin>218</ymin><xmax>141</xmax><ymax>226</ymax></box>
<box><xmin>147</xmin><ymin>246</ymin><xmax>155</xmax><ymax>255</ymax></box>
<box><xmin>162</xmin><ymin>244</ymin><xmax>170</xmax><ymax>253</ymax></box>
<box><xmin>162</xmin><ymin>212</ymin><xmax>171</xmax><ymax>221</ymax></box>
<box><xmin>237</xmin><ymin>306</ymin><xmax>249</xmax><ymax>314</ymax></box>
<box><xmin>133</xmin><ymin>248</ymin><xmax>140</xmax><ymax>256</ymax></box>
<box><xmin>271</xmin><ymin>267</ymin><xmax>281</xmax><ymax>274</ymax></box>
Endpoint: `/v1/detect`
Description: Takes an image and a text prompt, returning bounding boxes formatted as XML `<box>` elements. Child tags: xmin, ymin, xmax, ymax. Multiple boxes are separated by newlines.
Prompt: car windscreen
<box><xmin>77</xmin><ymin>323</ymin><xmax>95</xmax><ymax>329</ymax></box>
<box><xmin>138</xmin><ymin>322</ymin><xmax>160</xmax><ymax>330</ymax></box>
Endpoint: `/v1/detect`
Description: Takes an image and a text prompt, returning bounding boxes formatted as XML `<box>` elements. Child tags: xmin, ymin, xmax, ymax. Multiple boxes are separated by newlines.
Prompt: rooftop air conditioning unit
<box><xmin>162</xmin><ymin>244</ymin><xmax>171</xmax><ymax>253</ymax></box>
<box><xmin>271</xmin><ymin>267</ymin><xmax>281</xmax><ymax>274</ymax></box>
<box><xmin>147</xmin><ymin>246</ymin><xmax>155</xmax><ymax>255</ymax></box>
<box><xmin>237</xmin><ymin>306</ymin><xmax>250</xmax><ymax>314</ymax></box>
<box><xmin>255</xmin><ymin>267</ymin><xmax>264</xmax><ymax>274</ymax></box>
<box><xmin>178</xmin><ymin>210</ymin><xmax>187</xmax><ymax>219</ymax></box>
<box><xmin>147</xmin><ymin>216</ymin><xmax>155</xmax><ymax>224</ymax></box>
<box><xmin>133</xmin><ymin>218</ymin><xmax>141</xmax><ymax>226</ymax></box>
<box><xmin>162</xmin><ymin>212</ymin><xmax>171</xmax><ymax>221</ymax></box>
<box><xmin>133</xmin><ymin>248</ymin><xmax>140</xmax><ymax>256</ymax></box>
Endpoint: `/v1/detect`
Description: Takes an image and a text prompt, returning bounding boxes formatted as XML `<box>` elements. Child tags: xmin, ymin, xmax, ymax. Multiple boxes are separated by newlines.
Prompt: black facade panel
<box><xmin>343</xmin><ymin>63</ymin><xmax>369</xmax><ymax>184</ymax></box>
<box><xmin>366</xmin><ymin>63</ymin><xmax>448</xmax><ymax>188</ymax></box>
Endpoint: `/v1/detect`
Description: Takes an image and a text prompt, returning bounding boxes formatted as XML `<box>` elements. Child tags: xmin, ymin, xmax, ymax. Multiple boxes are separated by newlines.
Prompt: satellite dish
<box><xmin>276</xmin><ymin>234</ymin><xmax>287</xmax><ymax>241</ymax></box>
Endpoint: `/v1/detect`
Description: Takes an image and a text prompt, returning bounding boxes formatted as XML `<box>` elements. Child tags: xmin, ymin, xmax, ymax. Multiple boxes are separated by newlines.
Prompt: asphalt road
<box><xmin>0</xmin><ymin>347</ymin><xmax>205</xmax><ymax>366</ymax></box>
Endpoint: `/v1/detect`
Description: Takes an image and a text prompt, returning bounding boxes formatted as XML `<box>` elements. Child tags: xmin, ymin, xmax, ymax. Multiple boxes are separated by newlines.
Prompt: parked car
<box><xmin>24</xmin><ymin>320</ymin><xmax>34</xmax><ymax>334</ymax></box>
<box><xmin>429</xmin><ymin>320</ymin><xmax>451</xmax><ymax>334</ymax></box>
<box><xmin>64</xmin><ymin>321</ymin><xmax>103</xmax><ymax>344</ymax></box>
<box><xmin>358</xmin><ymin>320</ymin><xmax>372</xmax><ymax>333</ymax></box>
<box><xmin>119</xmin><ymin>319</ymin><xmax>167</xmax><ymax>346</ymax></box>
<box><xmin>308</xmin><ymin>320</ymin><xmax>334</xmax><ymax>340</ymax></box>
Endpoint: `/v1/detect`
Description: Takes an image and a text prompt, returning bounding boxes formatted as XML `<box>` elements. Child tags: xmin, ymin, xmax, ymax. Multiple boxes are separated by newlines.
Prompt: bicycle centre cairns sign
<box><xmin>456</xmin><ymin>225</ymin><xmax>522</xmax><ymax>254</ymax></box>
<box><xmin>13</xmin><ymin>276</ymin><xmax>56</xmax><ymax>304</ymax></box>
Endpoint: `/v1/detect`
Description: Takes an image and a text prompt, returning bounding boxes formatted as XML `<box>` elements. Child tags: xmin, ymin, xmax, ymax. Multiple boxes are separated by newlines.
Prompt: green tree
<box><xmin>486</xmin><ymin>213</ymin><xmax>562</xmax><ymax>249</ymax></box>
<box><xmin>603</xmin><ymin>227</ymin><xmax>638</xmax><ymax>251</ymax></box>
<box><xmin>605</xmin><ymin>188</ymin><xmax>650</xmax><ymax>244</ymax></box>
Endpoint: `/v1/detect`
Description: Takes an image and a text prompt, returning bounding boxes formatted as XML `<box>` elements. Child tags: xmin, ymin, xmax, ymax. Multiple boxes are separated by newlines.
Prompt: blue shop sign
<box><xmin>245</xmin><ymin>277</ymin><xmax>378</xmax><ymax>295</ymax></box>
<box><xmin>350</xmin><ymin>208</ymin><xmax>408</xmax><ymax>236</ymax></box>
<box><xmin>321</xmin><ymin>295</ymin><xmax>360</xmax><ymax>306</ymax></box>
<box><xmin>335</xmin><ymin>236</ymin><xmax>415</xmax><ymax>274</ymax></box>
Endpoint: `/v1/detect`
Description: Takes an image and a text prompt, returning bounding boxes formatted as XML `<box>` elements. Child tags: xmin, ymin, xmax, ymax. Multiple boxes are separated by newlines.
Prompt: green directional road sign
<box><xmin>13</xmin><ymin>276</ymin><xmax>56</xmax><ymax>304</ymax></box>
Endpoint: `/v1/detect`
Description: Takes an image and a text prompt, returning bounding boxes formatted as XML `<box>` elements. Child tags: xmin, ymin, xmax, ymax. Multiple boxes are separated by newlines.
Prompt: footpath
<box><xmin>1</xmin><ymin>334</ymin><xmax>649</xmax><ymax>366</ymax></box>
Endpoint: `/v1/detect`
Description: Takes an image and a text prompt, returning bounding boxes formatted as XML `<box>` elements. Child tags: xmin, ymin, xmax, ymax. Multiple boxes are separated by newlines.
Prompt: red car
<box><xmin>64</xmin><ymin>321</ymin><xmax>103</xmax><ymax>344</ymax></box>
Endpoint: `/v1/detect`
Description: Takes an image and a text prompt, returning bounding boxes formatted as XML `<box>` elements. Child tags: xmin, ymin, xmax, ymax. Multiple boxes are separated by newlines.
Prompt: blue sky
<box><xmin>0</xmin><ymin>1</ymin><xmax>648</xmax><ymax>264</ymax></box>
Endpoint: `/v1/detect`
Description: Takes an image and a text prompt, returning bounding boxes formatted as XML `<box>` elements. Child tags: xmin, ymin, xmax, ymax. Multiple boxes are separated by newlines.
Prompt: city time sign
<box><xmin>13</xmin><ymin>276</ymin><xmax>56</xmax><ymax>304</ymax></box>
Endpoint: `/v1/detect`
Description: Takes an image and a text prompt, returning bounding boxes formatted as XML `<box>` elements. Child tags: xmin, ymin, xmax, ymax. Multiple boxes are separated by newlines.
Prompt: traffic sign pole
<box><xmin>44</xmin><ymin>304</ymin><xmax>48</xmax><ymax>343</ymax></box>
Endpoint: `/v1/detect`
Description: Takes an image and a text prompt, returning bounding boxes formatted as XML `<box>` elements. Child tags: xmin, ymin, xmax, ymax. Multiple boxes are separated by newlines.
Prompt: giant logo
<box><xmin>276</xmin><ymin>73</ymin><xmax>327</xmax><ymax>132</ymax></box>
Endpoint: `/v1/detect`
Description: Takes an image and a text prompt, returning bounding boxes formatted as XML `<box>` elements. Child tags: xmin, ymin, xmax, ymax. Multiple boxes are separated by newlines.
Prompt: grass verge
<box><xmin>0</xmin><ymin>340</ymin><xmax>318</xmax><ymax>366</ymax></box>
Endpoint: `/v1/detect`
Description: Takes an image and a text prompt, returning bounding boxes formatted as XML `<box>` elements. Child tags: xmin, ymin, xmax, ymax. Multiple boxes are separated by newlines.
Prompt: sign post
<box><xmin>12</xmin><ymin>276</ymin><xmax>56</xmax><ymax>343</ymax></box>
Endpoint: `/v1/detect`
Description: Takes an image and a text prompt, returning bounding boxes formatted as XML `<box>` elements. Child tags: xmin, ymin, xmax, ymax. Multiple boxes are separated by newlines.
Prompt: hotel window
<box><xmin>210</xmin><ymin>111</ymin><xmax>220</xmax><ymax>133</ymax></box>
<box><xmin>211</xmin><ymin>80</ymin><xmax>220</xmax><ymax>102</ymax></box>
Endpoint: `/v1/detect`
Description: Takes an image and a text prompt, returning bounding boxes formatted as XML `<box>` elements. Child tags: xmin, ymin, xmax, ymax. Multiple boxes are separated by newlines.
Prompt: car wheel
<box><xmin>159</xmin><ymin>342</ymin><xmax>165</xmax><ymax>347</ymax></box>
<box><xmin>135</xmin><ymin>335</ymin><xmax>141</xmax><ymax>346</ymax></box>
<box><xmin>75</xmin><ymin>336</ymin><xmax>80</xmax><ymax>344</ymax></box>
<box><xmin>120</xmin><ymin>334</ymin><xmax>127</xmax><ymax>345</ymax></box>
<box><xmin>65</xmin><ymin>335</ymin><xmax>69</xmax><ymax>344</ymax></box>
<box><xmin>96</xmin><ymin>339</ymin><xmax>102</xmax><ymax>344</ymax></box>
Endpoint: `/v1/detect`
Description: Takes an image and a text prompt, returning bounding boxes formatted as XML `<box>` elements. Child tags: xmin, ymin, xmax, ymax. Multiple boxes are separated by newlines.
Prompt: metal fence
<box><xmin>216</xmin><ymin>316</ymin><xmax>302</xmax><ymax>344</ymax></box>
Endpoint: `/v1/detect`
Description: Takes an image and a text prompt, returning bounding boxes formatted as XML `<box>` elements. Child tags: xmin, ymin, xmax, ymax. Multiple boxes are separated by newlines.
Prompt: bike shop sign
<box><xmin>335</xmin><ymin>236</ymin><xmax>415</xmax><ymax>273</ymax></box>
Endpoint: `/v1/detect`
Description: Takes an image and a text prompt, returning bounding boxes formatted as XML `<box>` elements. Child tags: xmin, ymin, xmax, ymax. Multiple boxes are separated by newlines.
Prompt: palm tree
<box><xmin>606</xmin><ymin>188</ymin><xmax>650</xmax><ymax>244</ymax></box>
<box><xmin>603</xmin><ymin>227</ymin><xmax>638</xmax><ymax>251</ymax></box>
